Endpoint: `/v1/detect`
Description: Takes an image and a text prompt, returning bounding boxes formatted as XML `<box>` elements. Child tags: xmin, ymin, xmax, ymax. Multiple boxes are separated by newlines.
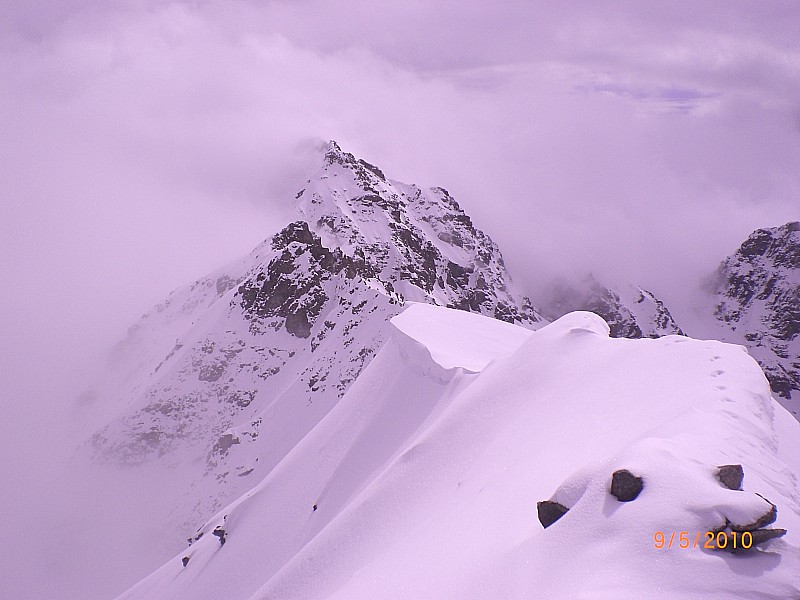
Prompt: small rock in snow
<box><xmin>610</xmin><ymin>469</ymin><xmax>643</xmax><ymax>502</ymax></box>
<box><xmin>717</xmin><ymin>464</ymin><xmax>744</xmax><ymax>490</ymax></box>
<box><xmin>537</xmin><ymin>500</ymin><xmax>569</xmax><ymax>528</ymax></box>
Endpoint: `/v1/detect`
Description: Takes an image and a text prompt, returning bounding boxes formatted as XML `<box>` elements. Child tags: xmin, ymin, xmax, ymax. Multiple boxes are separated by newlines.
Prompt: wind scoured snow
<box><xmin>117</xmin><ymin>307</ymin><xmax>800</xmax><ymax>600</ymax></box>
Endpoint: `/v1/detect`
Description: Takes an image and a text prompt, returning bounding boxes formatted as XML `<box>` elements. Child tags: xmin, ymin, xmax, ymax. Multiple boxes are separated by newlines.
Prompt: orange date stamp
<box><xmin>653</xmin><ymin>531</ymin><xmax>754</xmax><ymax>550</ymax></box>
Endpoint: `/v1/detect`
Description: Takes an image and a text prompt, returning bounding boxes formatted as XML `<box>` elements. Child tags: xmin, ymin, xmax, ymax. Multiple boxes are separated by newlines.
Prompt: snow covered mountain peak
<box><xmin>83</xmin><ymin>142</ymin><xmax>544</xmax><ymax>547</ymax></box>
<box><xmin>71</xmin><ymin>146</ymin><xmax>800</xmax><ymax>600</ymax></box>
<box><xmin>294</xmin><ymin>141</ymin><xmax>542</xmax><ymax>325</ymax></box>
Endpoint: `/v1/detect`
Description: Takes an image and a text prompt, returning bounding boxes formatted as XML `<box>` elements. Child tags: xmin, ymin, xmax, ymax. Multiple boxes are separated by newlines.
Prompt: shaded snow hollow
<box><xmin>117</xmin><ymin>306</ymin><xmax>800</xmax><ymax>600</ymax></box>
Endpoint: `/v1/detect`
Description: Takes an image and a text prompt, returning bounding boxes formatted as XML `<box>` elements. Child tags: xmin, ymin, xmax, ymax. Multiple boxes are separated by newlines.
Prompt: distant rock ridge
<box><xmin>538</xmin><ymin>275</ymin><xmax>685</xmax><ymax>340</ymax></box>
<box><xmin>296</xmin><ymin>141</ymin><xmax>542</xmax><ymax>326</ymax></box>
<box><xmin>713</xmin><ymin>221</ymin><xmax>800</xmax><ymax>411</ymax></box>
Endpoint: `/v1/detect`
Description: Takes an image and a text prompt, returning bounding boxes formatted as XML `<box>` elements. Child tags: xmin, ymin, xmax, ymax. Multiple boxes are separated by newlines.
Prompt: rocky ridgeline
<box><xmin>713</xmin><ymin>222</ymin><xmax>800</xmax><ymax>410</ymax></box>
<box><xmin>296</xmin><ymin>141</ymin><xmax>542</xmax><ymax>325</ymax></box>
<box><xmin>539</xmin><ymin>275</ymin><xmax>684</xmax><ymax>340</ymax></box>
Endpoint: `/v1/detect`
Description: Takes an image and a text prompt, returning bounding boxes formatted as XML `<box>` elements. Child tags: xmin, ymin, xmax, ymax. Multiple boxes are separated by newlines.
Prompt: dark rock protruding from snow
<box><xmin>732</xmin><ymin>498</ymin><xmax>778</xmax><ymax>531</ymax></box>
<box><xmin>717</xmin><ymin>464</ymin><xmax>744</xmax><ymax>491</ymax></box>
<box><xmin>610</xmin><ymin>469</ymin><xmax>644</xmax><ymax>502</ymax></box>
<box><xmin>212</xmin><ymin>526</ymin><xmax>226</xmax><ymax>546</ymax></box>
<box><xmin>537</xmin><ymin>500</ymin><xmax>569</xmax><ymax>528</ymax></box>
<box><xmin>748</xmin><ymin>528</ymin><xmax>787</xmax><ymax>545</ymax></box>
<box><xmin>711</xmin><ymin>494</ymin><xmax>786</xmax><ymax>553</ymax></box>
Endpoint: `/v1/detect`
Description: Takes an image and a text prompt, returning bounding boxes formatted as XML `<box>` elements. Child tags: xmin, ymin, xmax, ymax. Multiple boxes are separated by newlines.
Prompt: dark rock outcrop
<box><xmin>239</xmin><ymin>221</ymin><xmax>355</xmax><ymax>339</ymax></box>
<box><xmin>731</xmin><ymin>498</ymin><xmax>777</xmax><ymax>531</ymax></box>
<box><xmin>711</xmin><ymin>493</ymin><xmax>786</xmax><ymax>553</ymax></box>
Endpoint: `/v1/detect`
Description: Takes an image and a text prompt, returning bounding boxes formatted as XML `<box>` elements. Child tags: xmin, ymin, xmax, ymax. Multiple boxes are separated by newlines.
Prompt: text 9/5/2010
<box><xmin>653</xmin><ymin>531</ymin><xmax>753</xmax><ymax>550</ymax></box>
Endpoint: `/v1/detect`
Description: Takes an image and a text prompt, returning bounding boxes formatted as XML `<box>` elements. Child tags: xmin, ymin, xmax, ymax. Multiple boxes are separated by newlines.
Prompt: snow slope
<box><xmin>117</xmin><ymin>306</ymin><xmax>800</xmax><ymax>600</ymax></box>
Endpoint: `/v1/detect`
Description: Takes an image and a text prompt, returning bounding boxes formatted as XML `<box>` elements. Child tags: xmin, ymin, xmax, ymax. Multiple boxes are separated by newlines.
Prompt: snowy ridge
<box><xmin>116</xmin><ymin>305</ymin><xmax>800</xmax><ymax>600</ymax></box>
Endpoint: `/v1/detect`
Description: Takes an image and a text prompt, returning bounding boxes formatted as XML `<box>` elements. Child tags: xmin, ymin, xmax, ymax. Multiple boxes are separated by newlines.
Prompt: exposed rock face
<box><xmin>85</xmin><ymin>141</ymin><xmax>544</xmax><ymax>533</ymax></box>
<box><xmin>238</xmin><ymin>221</ymin><xmax>357</xmax><ymax>339</ymax></box>
<box><xmin>540</xmin><ymin>276</ymin><xmax>684</xmax><ymax>339</ymax></box>
<box><xmin>713</xmin><ymin>222</ymin><xmax>800</xmax><ymax>414</ymax></box>
<box><xmin>732</xmin><ymin>499</ymin><xmax>777</xmax><ymax>532</ymax></box>
<box><xmin>711</xmin><ymin>500</ymin><xmax>785</xmax><ymax>554</ymax></box>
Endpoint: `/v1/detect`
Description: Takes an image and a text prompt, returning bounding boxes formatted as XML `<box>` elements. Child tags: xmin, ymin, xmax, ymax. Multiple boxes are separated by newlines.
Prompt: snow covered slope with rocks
<box><xmin>117</xmin><ymin>304</ymin><xmax>800</xmax><ymax>600</ymax></box>
<box><xmin>82</xmin><ymin>142</ymin><xmax>542</xmax><ymax>545</ymax></box>
<box><xmin>711</xmin><ymin>222</ymin><xmax>800</xmax><ymax>417</ymax></box>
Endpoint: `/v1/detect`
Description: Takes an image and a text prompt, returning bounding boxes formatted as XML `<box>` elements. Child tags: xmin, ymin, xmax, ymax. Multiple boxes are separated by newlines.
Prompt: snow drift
<box><xmin>117</xmin><ymin>304</ymin><xmax>800</xmax><ymax>600</ymax></box>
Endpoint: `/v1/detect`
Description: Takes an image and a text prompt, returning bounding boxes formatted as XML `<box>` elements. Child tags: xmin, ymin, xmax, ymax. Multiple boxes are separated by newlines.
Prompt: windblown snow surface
<box><xmin>118</xmin><ymin>304</ymin><xmax>800</xmax><ymax>600</ymax></box>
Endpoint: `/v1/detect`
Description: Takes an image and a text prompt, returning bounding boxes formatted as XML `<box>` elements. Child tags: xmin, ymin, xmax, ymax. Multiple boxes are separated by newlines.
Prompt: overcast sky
<box><xmin>3</xmin><ymin>0</ymin><xmax>800</xmax><ymax>350</ymax></box>
<box><xmin>1</xmin><ymin>2</ymin><xmax>799</xmax><ymax>595</ymax></box>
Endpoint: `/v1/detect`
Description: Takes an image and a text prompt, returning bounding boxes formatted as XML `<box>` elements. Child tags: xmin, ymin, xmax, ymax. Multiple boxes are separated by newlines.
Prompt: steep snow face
<box><xmin>116</xmin><ymin>306</ymin><xmax>800</xmax><ymax>600</ymax></box>
<box><xmin>540</xmin><ymin>275</ymin><xmax>684</xmax><ymax>339</ymax></box>
<box><xmin>82</xmin><ymin>143</ymin><xmax>543</xmax><ymax>554</ymax></box>
<box><xmin>714</xmin><ymin>222</ymin><xmax>800</xmax><ymax>416</ymax></box>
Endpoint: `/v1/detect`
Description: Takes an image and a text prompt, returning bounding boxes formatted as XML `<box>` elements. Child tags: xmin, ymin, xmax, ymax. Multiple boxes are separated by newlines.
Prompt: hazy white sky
<box><xmin>1</xmin><ymin>2</ymin><xmax>799</xmax><ymax>597</ymax></box>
